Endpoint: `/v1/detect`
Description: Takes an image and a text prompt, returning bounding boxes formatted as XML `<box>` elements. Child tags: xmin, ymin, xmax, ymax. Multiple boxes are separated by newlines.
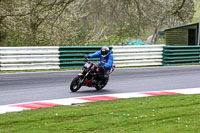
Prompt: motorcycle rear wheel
<box><xmin>95</xmin><ymin>78</ymin><xmax>109</xmax><ymax>91</ymax></box>
<box><xmin>70</xmin><ymin>76</ymin><xmax>82</xmax><ymax>92</ymax></box>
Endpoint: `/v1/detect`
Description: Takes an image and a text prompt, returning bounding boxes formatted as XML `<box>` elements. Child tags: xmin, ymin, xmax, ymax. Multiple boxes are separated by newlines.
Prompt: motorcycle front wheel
<box><xmin>70</xmin><ymin>76</ymin><xmax>82</xmax><ymax>92</ymax></box>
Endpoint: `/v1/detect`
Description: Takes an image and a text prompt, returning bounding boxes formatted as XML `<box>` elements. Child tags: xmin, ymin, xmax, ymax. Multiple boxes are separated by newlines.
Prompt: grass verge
<box><xmin>1</xmin><ymin>94</ymin><xmax>200</xmax><ymax>132</ymax></box>
<box><xmin>0</xmin><ymin>66</ymin><xmax>157</xmax><ymax>74</ymax></box>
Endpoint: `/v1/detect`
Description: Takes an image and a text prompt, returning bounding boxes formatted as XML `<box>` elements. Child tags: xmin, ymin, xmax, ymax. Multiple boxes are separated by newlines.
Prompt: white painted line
<box><xmin>0</xmin><ymin>106</ymin><xmax>28</xmax><ymax>114</ymax></box>
<box><xmin>42</xmin><ymin>98</ymin><xmax>91</xmax><ymax>105</ymax></box>
<box><xmin>108</xmin><ymin>92</ymin><xmax>149</xmax><ymax>98</ymax></box>
<box><xmin>168</xmin><ymin>88</ymin><xmax>200</xmax><ymax>94</ymax></box>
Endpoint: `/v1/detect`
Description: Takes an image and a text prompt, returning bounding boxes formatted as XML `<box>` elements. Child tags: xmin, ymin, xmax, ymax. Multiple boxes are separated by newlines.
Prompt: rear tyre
<box><xmin>70</xmin><ymin>76</ymin><xmax>82</xmax><ymax>92</ymax></box>
<box><xmin>95</xmin><ymin>78</ymin><xmax>109</xmax><ymax>91</ymax></box>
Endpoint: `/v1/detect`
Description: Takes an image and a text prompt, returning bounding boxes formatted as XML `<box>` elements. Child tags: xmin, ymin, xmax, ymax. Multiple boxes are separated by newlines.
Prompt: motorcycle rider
<box><xmin>85</xmin><ymin>46</ymin><xmax>114</xmax><ymax>80</ymax></box>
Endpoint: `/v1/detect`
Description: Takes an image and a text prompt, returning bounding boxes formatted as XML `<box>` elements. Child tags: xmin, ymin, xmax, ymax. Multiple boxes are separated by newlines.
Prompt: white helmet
<box><xmin>101</xmin><ymin>46</ymin><xmax>109</xmax><ymax>57</ymax></box>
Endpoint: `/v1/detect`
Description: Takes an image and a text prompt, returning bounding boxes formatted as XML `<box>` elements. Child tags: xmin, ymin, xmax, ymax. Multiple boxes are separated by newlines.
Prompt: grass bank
<box><xmin>1</xmin><ymin>94</ymin><xmax>200</xmax><ymax>132</ymax></box>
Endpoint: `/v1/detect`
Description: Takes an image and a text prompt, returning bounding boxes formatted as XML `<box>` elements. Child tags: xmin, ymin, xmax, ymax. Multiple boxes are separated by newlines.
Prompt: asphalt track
<box><xmin>1</xmin><ymin>66</ymin><xmax>200</xmax><ymax>106</ymax></box>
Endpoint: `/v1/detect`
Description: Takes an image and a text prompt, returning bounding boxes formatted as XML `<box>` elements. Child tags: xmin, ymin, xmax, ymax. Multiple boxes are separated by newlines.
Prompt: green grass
<box><xmin>1</xmin><ymin>94</ymin><xmax>200</xmax><ymax>132</ymax></box>
<box><xmin>0</xmin><ymin>66</ymin><xmax>164</xmax><ymax>74</ymax></box>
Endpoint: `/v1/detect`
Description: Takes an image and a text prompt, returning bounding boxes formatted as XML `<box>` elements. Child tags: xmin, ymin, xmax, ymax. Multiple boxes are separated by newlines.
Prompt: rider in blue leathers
<box><xmin>85</xmin><ymin>46</ymin><xmax>114</xmax><ymax>79</ymax></box>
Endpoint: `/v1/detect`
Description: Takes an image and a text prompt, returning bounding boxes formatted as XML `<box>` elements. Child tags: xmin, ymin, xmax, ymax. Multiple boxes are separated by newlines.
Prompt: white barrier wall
<box><xmin>0</xmin><ymin>47</ymin><xmax>60</xmax><ymax>70</ymax></box>
<box><xmin>112</xmin><ymin>45</ymin><xmax>164</xmax><ymax>67</ymax></box>
<box><xmin>0</xmin><ymin>45</ymin><xmax>165</xmax><ymax>71</ymax></box>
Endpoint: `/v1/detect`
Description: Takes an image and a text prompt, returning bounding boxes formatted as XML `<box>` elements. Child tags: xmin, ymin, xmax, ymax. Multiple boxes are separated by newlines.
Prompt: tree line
<box><xmin>0</xmin><ymin>0</ymin><xmax>195</xmax><ymax>46</ymax></box>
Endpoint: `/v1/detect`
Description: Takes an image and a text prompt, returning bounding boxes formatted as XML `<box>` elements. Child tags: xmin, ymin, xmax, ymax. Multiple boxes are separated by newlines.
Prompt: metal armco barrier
<box><xmin>0</xmin><ymin>47</ymin><xmax>60</xmax><ymax>70</ymax></box>
<box><xmin>59</xmin><ymin>46</ymin><xmax>110</xmax><ymax>69</ymax></box>
<box><xmin>112</xmin><ymin>45</ymin><xmax>164</xmax><ymax>67</ymax></box>
<box><xmin>0</xmin><ymin>45</ymin><xmax>164</xmax><ymax>71</ymax></box>
<box><xmin>163</xmin><ymin>46</ymin><xmax>200</xmax><ymax>66</ymax></box>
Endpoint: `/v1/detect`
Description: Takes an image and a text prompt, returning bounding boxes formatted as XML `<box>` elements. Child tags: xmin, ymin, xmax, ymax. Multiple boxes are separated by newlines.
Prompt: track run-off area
<box><xmin>1</xmin><ymin>65</ymin><xmax>200</xmax><ymax>107</ymax></box>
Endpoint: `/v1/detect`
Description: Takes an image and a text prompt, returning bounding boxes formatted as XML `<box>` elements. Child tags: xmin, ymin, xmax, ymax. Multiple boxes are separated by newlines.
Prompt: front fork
<box><xmin>78</xmin><ymin>70</ymin><xmax>91</xmax><ymax>86</ymax></box>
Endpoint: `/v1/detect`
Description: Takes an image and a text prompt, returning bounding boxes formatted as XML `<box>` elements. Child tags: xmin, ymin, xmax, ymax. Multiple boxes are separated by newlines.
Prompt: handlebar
<box><xmin>84</xmin><ymin>57</ymin><xmax>89</xmax><ymax>62</ymax></box>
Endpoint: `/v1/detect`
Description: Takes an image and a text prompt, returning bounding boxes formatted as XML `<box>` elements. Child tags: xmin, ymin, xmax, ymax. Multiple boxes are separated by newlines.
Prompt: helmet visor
<box><xmin>101</xmin><ymin>50</ymin><xmax>109</xmax><ymax>57</ymax></box>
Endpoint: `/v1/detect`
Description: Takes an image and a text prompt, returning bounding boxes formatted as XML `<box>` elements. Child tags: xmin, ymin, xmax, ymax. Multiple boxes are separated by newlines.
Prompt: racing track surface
<box><xmin>1</xmin><ymin>66</ymin><xmax>200</xmax><ymax>105</ymax></box>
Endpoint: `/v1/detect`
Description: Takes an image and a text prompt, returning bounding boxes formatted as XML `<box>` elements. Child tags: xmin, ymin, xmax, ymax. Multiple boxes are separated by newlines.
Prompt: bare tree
<box><xmin>0</xmin><ymin>0</ymin><xmax>195</xmax><ymax>46</ymax></box>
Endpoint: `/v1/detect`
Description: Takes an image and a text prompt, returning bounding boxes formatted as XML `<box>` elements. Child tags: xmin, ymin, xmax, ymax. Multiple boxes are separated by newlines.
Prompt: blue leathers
<box><xmin>89</xmin><ymin>51</ymin><xmax>114</xmax><ymax>70</ymax></box>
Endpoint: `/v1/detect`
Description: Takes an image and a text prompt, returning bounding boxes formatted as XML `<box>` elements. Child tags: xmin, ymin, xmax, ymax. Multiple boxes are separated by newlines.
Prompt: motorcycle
<box><xmin>70</xmin><ymin>58</ymin><xmax>115</xmax><ymax>92</ymax></box>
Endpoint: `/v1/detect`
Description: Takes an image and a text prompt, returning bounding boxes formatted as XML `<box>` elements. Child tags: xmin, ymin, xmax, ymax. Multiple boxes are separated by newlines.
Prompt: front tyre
<box><xmin>70</xmin><ymin>76</ymin><xmax>82</xmax><ymax>92</ymax></box>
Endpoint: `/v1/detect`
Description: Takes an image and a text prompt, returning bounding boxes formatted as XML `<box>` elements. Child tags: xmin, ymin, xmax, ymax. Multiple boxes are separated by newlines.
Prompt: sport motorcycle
<box><xmin>70</xmin><ymin>58</ymin><xmax>115</xmax><ymax>92</ymax></box>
